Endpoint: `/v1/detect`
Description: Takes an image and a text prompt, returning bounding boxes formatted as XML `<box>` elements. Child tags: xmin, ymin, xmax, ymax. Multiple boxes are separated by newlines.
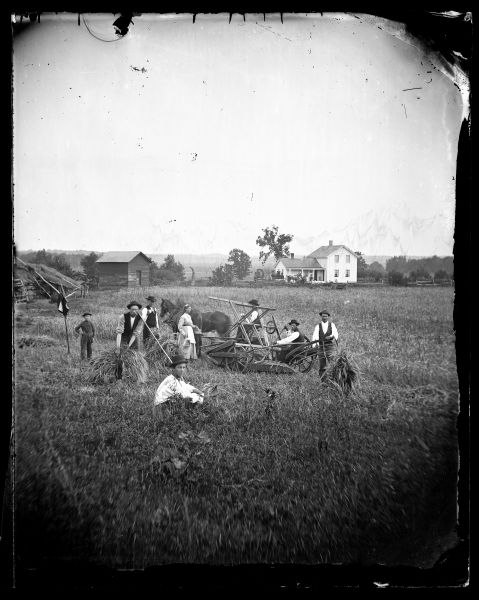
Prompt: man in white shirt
<box><xmin>312</xmin><ymin>310</ymin><xmax>339</xmax><ymax>377</ymax></box>
<box><xmin>115</xmin><ymin>301</ymin><xmax>144</xmax><ymax>353</ymax></box>
<box><xmin>154</xmin><ymin>354</ymin><xmax>217</xmax><ymax>406</ymax></box>
<box><xmin>274</xmin><ymin>319</ymin><xmax>306</xmax><ymax>362</ymax></box>
<box><xmin>141</xmin><ymin>295</ymin><xmax>160</xmax><ymax>345</ymax></box>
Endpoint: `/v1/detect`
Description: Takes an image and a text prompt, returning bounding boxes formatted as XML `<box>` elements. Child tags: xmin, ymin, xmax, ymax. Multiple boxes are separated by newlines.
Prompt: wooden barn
<box><xmin>95</xmin><ymin>251</ymin><xmax>151</xmax><ymax>288</ymax></box>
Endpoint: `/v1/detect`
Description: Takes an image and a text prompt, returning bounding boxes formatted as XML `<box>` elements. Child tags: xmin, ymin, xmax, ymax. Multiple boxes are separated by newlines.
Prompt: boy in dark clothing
<box><xmin>75</xmin><ymin>312</ymin><xmax>95</xmax><ymax>360</ymax></box>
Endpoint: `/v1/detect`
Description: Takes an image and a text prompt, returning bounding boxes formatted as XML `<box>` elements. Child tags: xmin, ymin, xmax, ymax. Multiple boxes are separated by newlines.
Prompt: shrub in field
<box><xmin>388</xmin><ymin>271</ymin><xmax>408</xmax><ymax>286</ymax></box>
<box><xmin>323</xmin><ymin>349</ymin><xmax>360</xmax><ymax>395</ymax></box>
<box><xmin>16</xmin><ymin>335</ymin><xmax>57</xmax><ymax>348</ymax></box>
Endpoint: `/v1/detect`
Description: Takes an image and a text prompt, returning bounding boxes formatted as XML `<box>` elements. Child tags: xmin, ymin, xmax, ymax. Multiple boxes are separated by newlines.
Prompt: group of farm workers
<box><xmin>73</xmin><ymin>296</ymin><xmax>339</xmax><ymax>407</ymax></box>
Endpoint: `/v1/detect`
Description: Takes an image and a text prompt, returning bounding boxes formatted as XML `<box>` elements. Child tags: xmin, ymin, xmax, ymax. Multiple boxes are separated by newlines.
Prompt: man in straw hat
<box><xmin>312</xmin><ymin>310</ymin><xmax>339</xmax><ymax>378</ymax></box>
<box><xmin>274</xmin><ymin>319</ymin><xmax>305</xmax><ymax>363</ymax></box>
<box><xmin>74</xmin><ymin>311</ymin><xmax>95</xmax><ymax>360</ymax></box>
<box><xmin>115</xmin><ymin>301</ymin><xmax>144</xmax><ymax>354</ymax></box>
<box><xmin>154</xmin><ymin>354</ymin><xmax>217</xmax><ymax>406</ymax></box>
<box><xmin>141</xmin><ymin>295</ymin><xmax>160</xmax><ymax>345</ymax></box>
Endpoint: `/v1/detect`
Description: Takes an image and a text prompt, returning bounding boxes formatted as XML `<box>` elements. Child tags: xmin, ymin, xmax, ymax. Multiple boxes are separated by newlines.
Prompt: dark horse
<box><xmin>159</xmin><ymin>298</ymin><xmax>231</xmax><ymax>358</ymax></box>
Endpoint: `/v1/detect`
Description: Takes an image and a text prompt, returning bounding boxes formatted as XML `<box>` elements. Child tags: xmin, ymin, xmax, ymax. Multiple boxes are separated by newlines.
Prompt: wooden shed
<box><xmin>96</xmin><ymin>251</ymin><xmax>151</xmax><ymax>288</ymax></box>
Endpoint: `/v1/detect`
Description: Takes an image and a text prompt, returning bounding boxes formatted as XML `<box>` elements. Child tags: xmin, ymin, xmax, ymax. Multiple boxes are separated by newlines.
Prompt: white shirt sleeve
<box><xmin>331</xmin><ymin>323</ymin><xmax>339</xmax><ymax>340</ymax></box>
<box><xmin>154</xmin><ymin>375</ymin><xmax>178</xmax><ymax>405</ymax></box>
<box><xmin>312</xmin><ymin>324</ymin><xmax>319</xmax><ymax>342</ymax></box>
<box><xmin>276</xmin><ymin>331</ymin><xmax>300</xmax><ymax>345</ymax></box>
<box><xmin>116</xmin><ymin>314</ymin><xmax>125</xmax><ymax>335</ymax></box>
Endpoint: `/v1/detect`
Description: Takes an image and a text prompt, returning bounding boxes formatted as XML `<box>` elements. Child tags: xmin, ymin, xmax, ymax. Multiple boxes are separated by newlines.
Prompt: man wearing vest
<box><xmin>312</xmin><ymin>310</ymin><xmax>339</xmax><ymax>378</ymax></box>
<box><xmin>275</xmin><ymin>319</ymin><xmax>305</xmax><ymax>363</ymax></box>
<box><xmin>115</xmin><ymin>301</ymin><xmax>144</xmax><ymax>354</ymax></box>
<box><xmin>141</xmin><ymin>295</ymin><xmax>160</xmax><ymax>344</ymax></box>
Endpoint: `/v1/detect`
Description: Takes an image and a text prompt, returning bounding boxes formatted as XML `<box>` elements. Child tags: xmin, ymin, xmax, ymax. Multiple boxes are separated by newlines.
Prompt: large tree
<box><xmin>211</xmin><ymin>263</ymin><xmax>234</xmax><ymax>286</ymax></box>
<box><xmin>156</xmin><ymin>254</ymin><xmax>185</xmax><ymax>282</ymax></box>
<box><xmin>80</xmin><ymin>252</ymin><xmax>101</xmax><ymax>283</ymax></box>
<box><xmin>386</xmin><ymin>256</ymin><xmax>409</xmax><ymax>274</ymax></box>
<box><xmin>227</xmin><ymin>248</ymin><xmax>252</xmax><ymax>280</ymax></box>
<box><xmin>355</xmin><ymin>251</ymin><xmax>369</xmax><ymax>278</ymax></box>
<box><xmin>26</xmin><ymin>249</ymin><xmax>76</xmax><ymax>278</ymax></box>
<box><xmin>256</xmin><ymin>225</ymin><xmax>294</xmax><ymax>265</ymax></box>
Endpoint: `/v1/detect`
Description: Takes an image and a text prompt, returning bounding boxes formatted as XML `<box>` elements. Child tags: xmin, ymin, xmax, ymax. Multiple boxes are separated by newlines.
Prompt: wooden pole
<box><xmin>63</xmin><ymin>313</ymin><xmax>71</xmax><ymax>354</ymax></box>
<box><xmin>60</xmin><ymin>284</ymin><xmax>70</xmax><ymax>354</ymax></box>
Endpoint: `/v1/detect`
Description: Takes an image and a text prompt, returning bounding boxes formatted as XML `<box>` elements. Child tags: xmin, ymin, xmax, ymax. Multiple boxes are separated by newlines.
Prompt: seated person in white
<box><xmin>154</xmin><ymin>354</ymin><xmax>217</xmax><ymax>406</ymax></box>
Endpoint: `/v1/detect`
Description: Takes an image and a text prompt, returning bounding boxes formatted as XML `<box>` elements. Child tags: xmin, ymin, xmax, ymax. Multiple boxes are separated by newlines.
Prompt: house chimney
<box><xmin>290</xmin><ymin>252</ymin><xmax>295</xmax><ymax>259</ymax></box>
<box><xmin>329</xmin><ymin>240</ymin><xmax>333</xmax><ymax>246</ymax></box>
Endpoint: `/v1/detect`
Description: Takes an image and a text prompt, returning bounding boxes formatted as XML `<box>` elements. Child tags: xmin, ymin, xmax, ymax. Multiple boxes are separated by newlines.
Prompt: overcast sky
<box><xmin>13</xmin><ymin>12</ymin><xmax>467</xmax><ymax>256</ymax></box>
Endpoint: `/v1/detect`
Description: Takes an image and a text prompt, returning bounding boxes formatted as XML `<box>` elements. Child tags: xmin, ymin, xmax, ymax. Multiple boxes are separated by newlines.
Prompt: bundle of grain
<box><xmin>144</xmin><ymin>334</ymin><xmax>175</xmax><ymax>367</ymax></box>
<box><xmin>17</xmin><ymin>335</ymin><xmax>57</xmax><ymax>348</ymax></box>
<box><xmin>86</xmin><ymin>348</ymin><xmax>148</xmax><ymax>384</ymax></box>
<box><xmin>323</xmin><ymin>349</ymin><xmax>360</xmax><ymax>395</ymax></box>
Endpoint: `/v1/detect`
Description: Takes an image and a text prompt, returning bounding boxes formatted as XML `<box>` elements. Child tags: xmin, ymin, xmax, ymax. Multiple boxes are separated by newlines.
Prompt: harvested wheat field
<box><xmin>13</xmin><ymin>285</ymin><xmax>461</xmax><ymax>574</ymax></box>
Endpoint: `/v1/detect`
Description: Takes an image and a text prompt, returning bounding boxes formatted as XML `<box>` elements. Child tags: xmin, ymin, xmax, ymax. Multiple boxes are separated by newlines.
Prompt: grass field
<box><xmin>13</xmin><ymin>285</ymin><xmax>459</xmax><ymax>569</ymax></box>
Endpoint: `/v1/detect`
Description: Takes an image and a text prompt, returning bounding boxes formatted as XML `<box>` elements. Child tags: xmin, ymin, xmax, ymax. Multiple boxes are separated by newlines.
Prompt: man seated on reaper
<box><xmin>273</xmin><ymin>319</ymin><xmax>305</xmax><ymax>362</ymax></box>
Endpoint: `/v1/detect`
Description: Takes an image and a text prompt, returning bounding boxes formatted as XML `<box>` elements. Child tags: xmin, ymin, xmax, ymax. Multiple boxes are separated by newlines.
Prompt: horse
<box><xmin>159</xmin><ymin>298</ymin><xmax>231</xmax><ymax>357</ymax></box>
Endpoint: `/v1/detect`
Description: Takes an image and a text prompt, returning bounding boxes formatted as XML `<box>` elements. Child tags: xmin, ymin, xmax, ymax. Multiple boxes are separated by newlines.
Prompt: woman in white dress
<box><xmin>177</xmin><ymin>304</ymin><xmax>200</xmax><ymax>360</ymax></box>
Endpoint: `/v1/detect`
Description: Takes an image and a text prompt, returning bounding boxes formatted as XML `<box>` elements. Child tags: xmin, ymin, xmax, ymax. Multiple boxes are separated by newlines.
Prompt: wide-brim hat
<box><xmin>170</xmin><ymin>354</ymin><xmax>189</xmax><ymax>367</ymax></box>
<box><xmin>248</xmin><ymin>299</ymin><xmax>260</xmax><ymax>306</ymax></box>
<box><xmin>289</xmin><ymin>319</ymin><xmax>300</xmax><ymax>326</ymax></box>
<box><xmin>146</xmin><ymin>295</ymin><xmax>156</xmax><ymax>302</ymax></box>
<box><xmin>127</xmin><ymin>301</ymin><xmax>142</xmax><ymax>309</ymax></box>
<box><xmin>82</xmin><ymin>312</ymin><xmax>92</xmax><ymax>317</ymax></box>
<box><xmin>319</xmin><ymin>310</ymin><xmax>330</xmax><ymax>316</ymax></box>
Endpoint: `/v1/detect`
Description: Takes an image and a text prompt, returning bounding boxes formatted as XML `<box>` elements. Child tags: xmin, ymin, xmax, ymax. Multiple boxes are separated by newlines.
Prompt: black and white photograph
<box><xmin>10</xmin><ymin>10</ymin><xmax>471</xmax><ymax>591</ymax></box>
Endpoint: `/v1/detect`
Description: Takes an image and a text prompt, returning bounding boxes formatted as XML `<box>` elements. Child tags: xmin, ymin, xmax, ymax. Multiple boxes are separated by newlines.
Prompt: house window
<box><xmin>334</xmin><ymin>269</ymin><xmax>339</xmax><ymax>278</ymax></box>
<box><xmin>334</xmin><ymin>255</ymin><xmax>339</xmax><ymax>263</ymax></box>
<box><xmin>346</xmin><ymin>269</ymin><xmax>350</xmax><ymax>278</ymax></box>
<box><xmin>346</xmin><ymin>255</ymin><xmax>350</xmax><ymax>263</ymax></box>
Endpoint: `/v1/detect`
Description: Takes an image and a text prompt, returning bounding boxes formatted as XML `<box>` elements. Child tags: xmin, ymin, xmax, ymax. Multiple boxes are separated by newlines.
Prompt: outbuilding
<box><xmin>95</xmin><ymin>251</ymin><xmax>151</xmax><ymax>288</ymax></box>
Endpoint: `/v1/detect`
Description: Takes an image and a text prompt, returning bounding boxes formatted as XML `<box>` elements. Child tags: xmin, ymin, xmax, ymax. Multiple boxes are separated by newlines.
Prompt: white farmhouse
<box><xmin>273</xmin><ymin>241</ymin><xmax>358</xmax><ymax>283</ymax></box>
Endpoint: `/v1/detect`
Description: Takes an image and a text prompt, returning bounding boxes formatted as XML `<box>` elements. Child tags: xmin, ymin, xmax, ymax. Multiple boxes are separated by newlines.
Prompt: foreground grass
<box><xmin>13</xmin><ymin>288</ymin><xmax>459</xmax><ymax>567</ymax></box>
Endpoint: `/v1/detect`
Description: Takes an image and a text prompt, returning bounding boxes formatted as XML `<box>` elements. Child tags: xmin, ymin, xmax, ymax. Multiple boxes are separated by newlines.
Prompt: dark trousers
<box><xmin>121</xmin><ymin>334</ymin><xmax>140</xmax><ymax>351</ymax></box>
<box><xmin>80</xmin><ymin>334</ymin><xmax>93</xmax><ymax>359</ymax></box>
<box><xmin>318</xmin><ymin>343</ymin><xmax>335</xmax><ymax>375</ymax></box>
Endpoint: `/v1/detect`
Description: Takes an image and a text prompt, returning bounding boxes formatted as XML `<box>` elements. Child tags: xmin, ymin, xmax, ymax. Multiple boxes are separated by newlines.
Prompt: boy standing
<box><xmin>75</xmin><ymin>312</ymin><xmax>95</xmax><ymax>360</ymax></box>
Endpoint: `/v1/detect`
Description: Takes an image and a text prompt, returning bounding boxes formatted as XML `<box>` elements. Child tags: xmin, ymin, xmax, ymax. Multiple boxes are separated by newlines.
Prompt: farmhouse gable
<box><xmin>273</xmin><ymin>240</ymin><xmax>358</xmax><ymax>283</ymax></box>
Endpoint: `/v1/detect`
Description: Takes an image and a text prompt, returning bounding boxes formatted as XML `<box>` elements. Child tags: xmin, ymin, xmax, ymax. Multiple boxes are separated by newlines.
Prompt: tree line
<box><xmin>17</xmin><ymin>227</ymin><xmax>453</xmax><ymax>288</ymax></box>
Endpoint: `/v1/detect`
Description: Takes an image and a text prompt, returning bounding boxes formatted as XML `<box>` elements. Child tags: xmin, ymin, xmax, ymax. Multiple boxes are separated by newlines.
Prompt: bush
<box><xmin>388</xmin><ymin>271</ymin><xmax>408</xmax><ymax>286</ymax></box>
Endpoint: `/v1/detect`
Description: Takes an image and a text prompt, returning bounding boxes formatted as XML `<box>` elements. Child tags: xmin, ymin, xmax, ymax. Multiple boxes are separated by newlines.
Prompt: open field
<box><xmin>13</xmin><ymin>285</ymin><xmax>459</xmax><ymax>570</ymax></box>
